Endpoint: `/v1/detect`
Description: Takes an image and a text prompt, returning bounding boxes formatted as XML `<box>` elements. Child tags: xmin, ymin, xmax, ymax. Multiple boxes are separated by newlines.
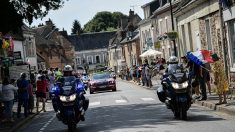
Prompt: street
<box><xmin>19</xmin><ymin>80</ymin><xmax>235</xmax><ymax>132</ymax></box>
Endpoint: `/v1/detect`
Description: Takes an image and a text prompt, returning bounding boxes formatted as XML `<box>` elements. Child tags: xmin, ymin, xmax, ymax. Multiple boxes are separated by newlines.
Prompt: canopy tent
<box><xmin>140</xmin><ymin>49</ymin><xmax>162</xmax><ymax>58</ymax></box>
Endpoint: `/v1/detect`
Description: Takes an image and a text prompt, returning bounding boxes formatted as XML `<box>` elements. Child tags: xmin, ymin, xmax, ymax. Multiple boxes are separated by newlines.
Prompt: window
<box><xmin>187</xmin><ymin>22</ymin><xmax>193</xmax><ymax>51</ymax></box>
<box><xmin>228</xmin><ymin>20</ymin><xmax>235</xmax><ymax>65</ymax></box>
<box><xmin>159</xmin><ymin>19</ymin><xmax>163</xmax><ymax>34</ymax></box>
<box><xmin>76</xmin><ymin>57</ymin><xmax>81</xmax><ymax>65</ymax></box>
<box><xmin>96</xmin><ymin>55</ymin><xmax>100</xmax><ymax>63</ymax></box>
<box><xmin>165</xmin><ymin>17</ymin><xmax>168</xmax><ymax>32</ymax></box>
<box><xmin>87</xmin><ymin>56</ymin><xmax>93</xmax><ymax>64</ymax></box>
<box><xmin>205</xmin><ymin>19</ymin><xmax>212</xmax><ymax>50</ymax></box>
<box><xmin>25</xmin><ymin>39</ymin><xmax>35</xmax><ymax>57</ymax></box>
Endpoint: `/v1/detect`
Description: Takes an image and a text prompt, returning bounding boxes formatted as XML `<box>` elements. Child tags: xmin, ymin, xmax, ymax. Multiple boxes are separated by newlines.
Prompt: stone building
<box><xmin>68</xmin><ymin>31</ymin><xmax>116</xmax><ymax>71</ymax></box>
<box><xmin>120</xmin><ymin>30</ymin><xmax>141</xmax><ymax>68</ymax></box>
<box><xmin>33</xmin><ymin>19</ymin><xmax>75</xmax><ymax>70</ymax></box>
<box><xmin>174</xmin><ymin>0</ymin><xmax>222</xmax><ymax>58</ymax></box>
<box><xmin>108</xmin><ymin>10</ymin><xmax>142</xmax><ymax>73</ymax></box>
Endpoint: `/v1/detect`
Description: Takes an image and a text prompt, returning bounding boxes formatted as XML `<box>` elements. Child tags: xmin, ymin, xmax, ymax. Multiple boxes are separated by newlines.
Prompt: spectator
<box><xmin>212</xmin><ymin>53</ymin><xmax>228</xmax><ymax>105</ymax></box>
<box><xmin>17</xmin><ymin>73</ymin><xmax>29</xmax><ymax>118</ymax></box>
<box><xmin>145</xmin><ymin>62</ymin><xmax>152</xmax><ymax>87</ymax></box>
<box><xmin>141</xmin><ymin>65</ymin><xmax>146</xmax><ymax>86</ymax></box>
<box><xmin>28</xmin><ymin>80</ymin><xmax>34</xmax><ymax>114</ymax></box>
<box><xmin>132</xmin><ymin>65</ymin><xmax>137</xmax><ymax>82</ymax></box>
<box><xmin>204</xmin><ymin>63</ymin><xmax>212</xmax><ymax>95</ymax></box>
<box><xmin>1</xmin><ymin>78</ymin><xmax>18</xmax><ymax>122</ymax></box>
<box><xmin>36</xmin><ymin>70</ymin><xmax>42</xmax><ymax>82</ymax></box>
<box><xmin>137</xmin><ymin>66</ymin><xmax>142</xmax><ymax>85</ymax></box>
<box><xmin>36</xmin><ymin>75</ymin><xmax>48</xmax><ymax>112</ymax></box>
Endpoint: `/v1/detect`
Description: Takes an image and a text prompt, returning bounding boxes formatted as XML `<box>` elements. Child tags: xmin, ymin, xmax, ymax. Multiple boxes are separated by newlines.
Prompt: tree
<box><xmin>0</xmin><ymin>0</ymin><xmax>67</xmax><ymax>34</ymax></box>
<box><xmin>71</xmin><ymin>20</ymin><xmax>83</xmax><ymax>35</ymax></box>
<box><xmin>83</xmin><ymin>11</ymin><xmax>127</xmax><ymax>32</ymax></box>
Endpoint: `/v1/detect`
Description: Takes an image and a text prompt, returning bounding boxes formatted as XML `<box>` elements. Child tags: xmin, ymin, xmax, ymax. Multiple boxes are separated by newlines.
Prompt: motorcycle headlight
<box><xmin>59</xmin><ymin>94</ymin><xmax>76</xmax><ymax>102</ymax></box>
<box><xmin>172</xmin><ymin>81</ymin><xmax>188</xmax><ymax>89</ymax></box>
<box><xmin>172</xmin><ymin>83</ymin><xmax>179</xmax><ymax>89</ymax></box>
<box><xmin>182</xmin><ymin>81</ymin><xmax>188</xmax><ymax>88</ymax></box>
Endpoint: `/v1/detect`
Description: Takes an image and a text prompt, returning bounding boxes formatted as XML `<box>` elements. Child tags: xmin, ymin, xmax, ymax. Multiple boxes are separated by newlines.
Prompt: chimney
<box><xmin>45</xmin><ymin>18</ymin><xmax>54</xmax><ymax>29</ymax></box>
<box><xmin>129</xmin><ymin>9</ymin><xmax>134</xmax><ymax>17</ymax></box>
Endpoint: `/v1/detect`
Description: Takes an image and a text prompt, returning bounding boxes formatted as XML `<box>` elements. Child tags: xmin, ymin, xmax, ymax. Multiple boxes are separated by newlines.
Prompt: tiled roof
<box><xmin>68</xmin><ymin>31</ymin><xmax>116</xmax><ymax>51</ymax></box>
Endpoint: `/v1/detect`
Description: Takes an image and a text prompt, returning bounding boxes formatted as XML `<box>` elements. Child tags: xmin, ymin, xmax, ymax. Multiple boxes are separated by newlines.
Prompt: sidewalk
<box><xmin>194</xmin><ymin>93</ymin><xmax>235</xmax><ymax>116</ymax></box>
<box><xmin>0</xmin><ymin>96</ymin><xmax>43</xmax><ymax>132</ymax></box>
<box><xmin>121</xmin><ymin>77</ymin><xmax>235</xmax><ymax>116</ymax></box>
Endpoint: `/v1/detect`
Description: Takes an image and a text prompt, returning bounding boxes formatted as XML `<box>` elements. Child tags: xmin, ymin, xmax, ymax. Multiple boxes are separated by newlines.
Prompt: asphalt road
<box><xmin>19</xmin><ymin>80</ymin><xmax>235</xmax><ymax>132</ymax></box>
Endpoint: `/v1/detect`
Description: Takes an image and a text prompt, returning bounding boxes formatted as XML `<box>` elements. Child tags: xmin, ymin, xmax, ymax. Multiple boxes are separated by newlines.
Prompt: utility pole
<box><xmin>169</xmin><ymin>0</ymin><xmax>177</xmax><ymax>57</ymax></box>
<box><xmin>219</xmin><ymin>0</ymin><xmax>229</xmax><ymax>78</ymax></box>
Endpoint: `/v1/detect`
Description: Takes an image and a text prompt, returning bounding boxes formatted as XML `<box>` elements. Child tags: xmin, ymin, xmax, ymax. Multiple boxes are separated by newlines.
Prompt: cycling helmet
<box><xmin>168</xmin><ymin>56</ymin><xmax>178</xmax><ymax>64</ymax></box>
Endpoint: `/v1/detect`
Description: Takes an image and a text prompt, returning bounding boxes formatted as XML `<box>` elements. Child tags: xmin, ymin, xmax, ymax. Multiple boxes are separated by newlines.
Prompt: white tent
<box><xmin>140</xmin><ymin>49</ymin><xmax>162</xmax><ymax>58</ymax></box>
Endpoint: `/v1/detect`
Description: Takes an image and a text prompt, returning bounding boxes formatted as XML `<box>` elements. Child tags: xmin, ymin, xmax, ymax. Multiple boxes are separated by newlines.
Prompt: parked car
<box><xmin>88</xmin><ymin>72</ymin><xmax>116</xmax><ymax>94</ymax></box>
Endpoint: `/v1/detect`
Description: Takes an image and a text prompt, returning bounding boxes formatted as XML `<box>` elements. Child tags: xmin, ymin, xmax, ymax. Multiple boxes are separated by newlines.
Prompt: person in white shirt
<box><xmin>1</xmin><ymin>78</ymin><xmax>18</xmax><ymax>122</ymax></box>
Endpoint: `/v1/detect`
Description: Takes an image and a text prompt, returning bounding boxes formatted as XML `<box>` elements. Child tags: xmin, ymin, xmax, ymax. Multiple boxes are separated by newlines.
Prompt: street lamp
<box><xmin>169</xmin><ymin>0</ymin><xmax>177</xmax><ymax>57</ymax></box>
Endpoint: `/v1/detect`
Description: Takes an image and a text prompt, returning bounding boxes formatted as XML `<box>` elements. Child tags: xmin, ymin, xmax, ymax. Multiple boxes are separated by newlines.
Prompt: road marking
<box><xmin>90</xmin><ymin>101</ymin><xmax>101</xmax><ymax>106</ymax></box>
<box><xmin>141</xmin><ymin>98</ymin><xmax>155</xmax><ymax>101</ymax></box>
<box><xmin>115</xmin><ymin>99</ymin><xmax>127</xmax><ymax>103</ymax></box>
<box><xmin>38</xmin><ymin>115</ymin><xmax>56</xmax><ymax>132</ymax></box>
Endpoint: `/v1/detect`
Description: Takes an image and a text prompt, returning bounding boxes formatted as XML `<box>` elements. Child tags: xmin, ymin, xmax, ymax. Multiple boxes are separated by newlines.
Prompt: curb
<box><xmin>195</xmin><ymin>101</ymin><xmax>235</xmax><ymax>116</ymax></box>
<box><xmin>8</xmin><ymin>110</ymin><xmax>43</xmax><ymax>132</ymax></box>
<box><xmin>119</xmin><ymin>79</ymin><xmax>155</xmax><ymax>90</ymax></box>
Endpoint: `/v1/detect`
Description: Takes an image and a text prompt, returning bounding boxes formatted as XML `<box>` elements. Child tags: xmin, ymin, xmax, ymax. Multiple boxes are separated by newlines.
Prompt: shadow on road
<box><xmin>49</xmin><ymin>103</ymin><xmax>225</xmax><ymax>132</ymax></box>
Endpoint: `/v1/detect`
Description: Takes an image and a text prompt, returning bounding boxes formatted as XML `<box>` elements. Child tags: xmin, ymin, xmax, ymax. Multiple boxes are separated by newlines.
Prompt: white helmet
<box><xmin>168</xmin><ymin>56</ymin><xmax>178</xmax><ymax>64</ymax></box>
<box><xmin>63</xmin><ymin>65</ymin><xmax>73</xmax><ymax>71</ymax></box>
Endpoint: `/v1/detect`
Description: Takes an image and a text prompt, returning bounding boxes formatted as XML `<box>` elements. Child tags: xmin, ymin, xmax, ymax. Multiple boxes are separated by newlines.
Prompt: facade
<box><xmin>120</xmin><ymin>31</ymin><xmax>141</xmax><ymax>68</ymax></box>
<box><xmin>139</xmin><ymin>0</ymin><xmax>160</xmax><ymax>57</ymax></box>
<box><xmin>175</xmin><ymin>0</ymin><xmax>221</xmax><ymax>58</ymax></box>
<box><xmin>151</xmin><ymin>0</ymin><xmax>180</xmax><ymax>59</ymax></box>
<box><xmin>68</xmin><ymin>31</ymin><xmax>116</xmax><ymax>71</ymax></box>
<box><xmin>108</xmin><ymin>10</ymin><xmax>142</xmax><ymax>73</ymax></box>
<box><xmin>33</xmin><ymin>19</ymin><xmax>75</xmax><ymax>70</ymax></box>
<box><xmin>223</xmin><ymin>1</ymin><xmax>235</xmax><ymax>72</ymax></box>
<box><xmin>22</xmin><ymin>25</ymin><xmax>38</xmax><ymax>72</ymax></box>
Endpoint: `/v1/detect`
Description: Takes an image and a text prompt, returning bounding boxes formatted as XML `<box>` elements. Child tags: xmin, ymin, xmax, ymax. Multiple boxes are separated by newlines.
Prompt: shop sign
<box><xmin>14</xmin><ymin>51</ymin><xmax>22</xmax><ymax>60</ymax></box>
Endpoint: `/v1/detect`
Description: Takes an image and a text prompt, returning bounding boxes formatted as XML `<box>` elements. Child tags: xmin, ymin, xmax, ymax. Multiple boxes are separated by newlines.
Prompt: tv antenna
<box><xmin>130</xmin><ymin>5</ymin><xmax>141</xmax><ymax>11</ymax></box>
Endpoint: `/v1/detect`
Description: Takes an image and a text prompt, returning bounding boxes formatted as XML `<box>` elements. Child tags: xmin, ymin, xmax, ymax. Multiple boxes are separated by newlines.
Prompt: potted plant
<box><xmin>165</xmin><ymin>31</ymin><xmax>178</xmax><ymax>40</ymax></box>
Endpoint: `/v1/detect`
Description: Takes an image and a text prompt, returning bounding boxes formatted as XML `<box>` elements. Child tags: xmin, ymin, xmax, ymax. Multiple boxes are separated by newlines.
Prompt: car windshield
<box><xmin>92</xmin><ymin>73</ymin><xmax>110</xmax><ymax>80</ymax></box>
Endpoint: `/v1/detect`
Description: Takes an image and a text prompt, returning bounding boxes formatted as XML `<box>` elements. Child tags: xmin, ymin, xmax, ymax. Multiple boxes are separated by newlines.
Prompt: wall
<box><xmin>176</xmin><ymin>0</ymin><xmax>219</xmax><ymax>56</ymax></box>
<box><xmin>75</xmin><ymin>48</ymin><xmax>107</xmax><ymax>69</ymax></box>
<box><xmin>13</xmin><ymin>40</ymin><xmax>24</xmax><ymax>60</ymax></box>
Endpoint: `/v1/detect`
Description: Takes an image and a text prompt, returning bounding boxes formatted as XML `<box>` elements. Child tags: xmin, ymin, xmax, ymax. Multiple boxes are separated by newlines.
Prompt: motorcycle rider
<box><xmin>52</xmin><ymin>65</ymin><xmax>88</xmax><ymax>121</ymax></box>
<box><xmin>165</xmin><ymin>56</ymin><xmax>183</xmax><ymax>74</ymax></box>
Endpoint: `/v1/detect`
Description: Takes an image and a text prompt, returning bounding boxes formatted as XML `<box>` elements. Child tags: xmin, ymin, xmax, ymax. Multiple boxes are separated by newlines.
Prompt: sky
<box><xmin>29</xmin><ymin>0</ymin><xmax>153</xmax><ymax>34</ymax></box>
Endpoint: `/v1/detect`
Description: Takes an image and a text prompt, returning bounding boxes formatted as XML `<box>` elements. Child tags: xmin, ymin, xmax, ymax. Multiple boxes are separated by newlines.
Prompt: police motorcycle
<box><xmin>157</xmin><ymin>56</ymin><xmax>192</xmax><ymax>120</ymax></box>
<box><xmin>50</xmin><ymin>65</ymin><xmax>89</xmax><ymax>132</ymax></box>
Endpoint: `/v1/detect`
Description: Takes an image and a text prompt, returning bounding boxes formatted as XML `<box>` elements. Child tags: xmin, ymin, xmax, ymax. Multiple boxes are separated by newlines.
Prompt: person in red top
<box><xmin>36</xmin><ymin>75</ymin><xmax>48</xmax><ymax>112</ymax></box>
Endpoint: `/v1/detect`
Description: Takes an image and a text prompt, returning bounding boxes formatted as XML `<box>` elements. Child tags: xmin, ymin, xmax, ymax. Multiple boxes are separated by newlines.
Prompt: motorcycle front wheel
<box><xmin>68</xmin><ymin>123</ymin><xmax>76</xmax><ymax>132</ymax></box>
<box><xmin>180</xmin><ymin>105</ymin><xmax>187</xmax><ymax>120</ymax></box>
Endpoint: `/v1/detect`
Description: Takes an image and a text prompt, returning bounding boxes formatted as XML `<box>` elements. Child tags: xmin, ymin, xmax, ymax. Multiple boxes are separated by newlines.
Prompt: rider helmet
<box><xmin>63</xmin><ymin>65</ymin><xmax>73</xmax><ymax>76</ymax></box>
<box><xmin>168</xmin><ymin>56</ymin><xmax>178</xmax><ymax>64</ymax></box>
<box><xmin>20</xmin><ymin>72</ymin><xmax>27</xmax><ymax>79</ymax></box>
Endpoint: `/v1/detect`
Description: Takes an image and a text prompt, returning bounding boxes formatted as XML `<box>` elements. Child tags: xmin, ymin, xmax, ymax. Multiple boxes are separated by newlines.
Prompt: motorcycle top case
<box><xmin>156</xmin><ymin>86</ymin><xmax>166</xmax><ymax>103</ymax></box>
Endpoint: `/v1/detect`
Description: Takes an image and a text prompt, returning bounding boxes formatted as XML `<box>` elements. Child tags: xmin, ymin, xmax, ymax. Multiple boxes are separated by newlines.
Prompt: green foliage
<box><xmin>0</xmin><ymin>0</ymin><xmax>67</xmax><ymax>34</ymax></box>
<box><xmin>71</xmin><ymin>20</ymin><xmax>83</xmax><ymax>34</ymax></box>
<box><xmin>83</xmin><ymin>11</ymin><xmax>127</xmax><ymax>32</ymax></box>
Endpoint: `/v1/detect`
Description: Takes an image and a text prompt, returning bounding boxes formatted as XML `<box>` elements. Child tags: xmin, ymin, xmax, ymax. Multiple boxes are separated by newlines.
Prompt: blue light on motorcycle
<box><xmin>52</xmin><ymin>86</ymin><xmax>59</xmax><ymax>91</ymax></box>
<box><xmin>76</xmin><ymin>83</ymin><xmax>84</xmax><ymax>90</ymax></box>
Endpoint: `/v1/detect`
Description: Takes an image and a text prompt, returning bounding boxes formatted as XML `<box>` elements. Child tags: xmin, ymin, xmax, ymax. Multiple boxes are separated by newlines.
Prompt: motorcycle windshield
<box><xmin>59</xmin><ymin>76</ymin><xmax>84</xmax><ymax>96</ymax></box>
<box><xmin>170</xmin><ymin>73</ymin><xmax>187</xmax><ymax>83</ymax></box>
